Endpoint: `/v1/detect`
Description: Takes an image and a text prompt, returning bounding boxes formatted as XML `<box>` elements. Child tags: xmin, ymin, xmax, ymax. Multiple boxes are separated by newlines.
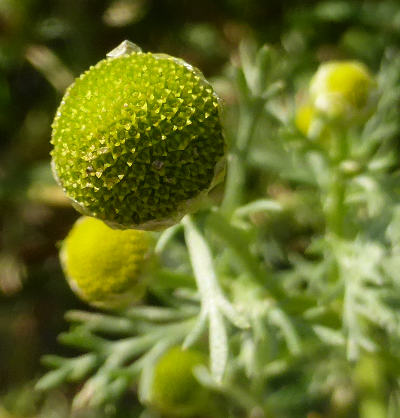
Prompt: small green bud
<box><xmin>150</xmin><ymin>346</ymin><xmax>209</xmax><ymax>417</ymax></box>
<box><xmin>60</xmin><ymin>216</ymin><xmax>152</xmax><ymax>308</ymax></box>
<box><xmin>51</xmin><ymin>41</ymin><xmax>225</xmax><ymax>230</ymax></box>
<box><xmin>309</xmin><ymin>60</ymin><xmax>376</xmax><ymax>121</ymax></box>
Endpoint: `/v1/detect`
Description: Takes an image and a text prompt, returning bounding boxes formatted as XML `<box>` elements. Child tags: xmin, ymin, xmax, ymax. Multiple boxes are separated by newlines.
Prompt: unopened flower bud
<box><xmin>309</xmin><ymin>60</ymin><xmax>376</xmax><ymax>121</ymax></box>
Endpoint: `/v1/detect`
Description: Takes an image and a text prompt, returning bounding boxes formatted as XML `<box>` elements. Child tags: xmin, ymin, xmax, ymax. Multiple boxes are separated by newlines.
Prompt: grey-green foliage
<box><xmin>37</xmin><ymin>44</ymin><xmax>400</xmax><ymax>418</ymax></box>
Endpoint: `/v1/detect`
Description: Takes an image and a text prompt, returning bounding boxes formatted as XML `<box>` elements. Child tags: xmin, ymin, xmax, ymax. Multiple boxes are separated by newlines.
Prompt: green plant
<box><xmin>37</xmin><ymin>40</ymin><xmax>400</xmax><ymax>418</ymax></box>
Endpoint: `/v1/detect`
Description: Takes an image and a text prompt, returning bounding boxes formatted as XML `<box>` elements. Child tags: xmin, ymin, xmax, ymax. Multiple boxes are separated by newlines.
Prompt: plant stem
<box><xmin>324</xmin><ymin>127</ymin><xmax>365</xmax><ymax>360</ymax></box>
<box><xmin>325</xmin><ymin>170</ymin><xmax>346</xmax><ymax>237</ymax></box>
<box><xmin>222</xmin><ymin>100</ymin><xmax>263</xmax><ymax>214</ymax></box>
<box><xmin>324</xmin><ymin>126</ymin><xmax>349</xmax><ymax>238</ymax></box>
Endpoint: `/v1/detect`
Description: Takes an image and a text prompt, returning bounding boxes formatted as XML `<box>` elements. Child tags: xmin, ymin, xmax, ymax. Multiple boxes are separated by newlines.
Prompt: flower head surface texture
<box><xmin>51</xmin><ymin>45</ymin><xmax>225</xmax><ymax>230</ymax></box>
<box><xmin>150</xmin><ymin>346</ymin><xmax>208</xmax><ymax>417</ymax></box>
<box><xmin>61</xmin><ymin>216</ymin><xmax>151</xmax><ymax>308</ymax></box>
<box><xmin>309</xmin><ymin>60</ymin><xmax>376</xmax><ymax>120</ymax></box>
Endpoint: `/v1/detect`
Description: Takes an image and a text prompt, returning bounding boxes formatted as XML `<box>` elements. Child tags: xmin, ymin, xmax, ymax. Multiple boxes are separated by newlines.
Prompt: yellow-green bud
<box><xmin>60</xmin><ymin>216</ymin><xmax>152</xmax><ymax>308</ymax></box>
<box><xmin>309</xmin><ymin>60</ymin><xmax>376</xmax><ymax>120</ymax></box>
<box><xmin>150</xmin><ymin>346</ymin><xmax>209</xmax><ymax>417</ymax></box>
<box><xmin>51</xmin><ymin>41</ymin><xmax>225</xmax><ymax>231</ymax></box>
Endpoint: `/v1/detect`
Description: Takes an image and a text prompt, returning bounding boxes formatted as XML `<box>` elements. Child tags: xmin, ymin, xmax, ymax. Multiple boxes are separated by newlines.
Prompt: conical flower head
<box><xmin>61</xmin><ymin>216</ymin><xmax>152</xmax><ymax>308</ymax></box>
<box><xmin>51</xmin><ymin>42</ymin><xmax>225</xmax><ymax>230</ymax></box>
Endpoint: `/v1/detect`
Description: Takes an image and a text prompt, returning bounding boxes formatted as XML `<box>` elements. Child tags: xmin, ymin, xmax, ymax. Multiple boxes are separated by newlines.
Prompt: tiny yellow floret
<box><xmin>61</xmin><ymin>216</ymin><xmax>152</xmax><ymax>308</ymax></box>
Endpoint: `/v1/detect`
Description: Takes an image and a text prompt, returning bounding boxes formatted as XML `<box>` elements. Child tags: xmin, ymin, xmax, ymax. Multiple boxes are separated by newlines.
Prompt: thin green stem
<box><xmin>324</xmin><ymin>126</ymin><xmax>349</xmax><ymax>238</ymax></box>
<box><xmin>325</xmin><ymin>170</ymin><xmax>346</xmax><ymax>237</ymax></box>
<box><xmin>222</xmin><ymin>100</ymin><xmax>263</xmax><ymax>214</ymax></box>
<box><xmin>323</xmin><ymin>127</ymin><xmax>366</xmax><ymax>360</ymax></box>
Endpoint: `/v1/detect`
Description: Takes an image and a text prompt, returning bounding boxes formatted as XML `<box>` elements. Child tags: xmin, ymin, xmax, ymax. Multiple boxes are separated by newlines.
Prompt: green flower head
<box><xmin>51</xmin><ymin>41</ymin><xmax>225</xmax><ymax>230</ymax></box>
<box><xmin>150</xmin><ymin>346</ymin><xmax>209</xmax><ymax>417</ymax></box>
<box><xmin>61</xmin><ymin>216</ymin><xmax>152</xmax><ymax>308</ymax></box>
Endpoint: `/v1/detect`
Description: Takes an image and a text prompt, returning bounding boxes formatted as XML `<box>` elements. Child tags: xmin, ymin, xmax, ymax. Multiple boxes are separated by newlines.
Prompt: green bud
<box><xmin>60</xmin><ymin>216</ymin><xmax>152</xmax><ymax>308</ymax></box>
<box><xmin>150</xmin><ymin>346</ymin><xmax>209</xmax><ymax>417</ymax></box>
<box><xmin>51</xmin><ymin>41</ymin><xmax>226</xmax><ymax>230</ymax></box>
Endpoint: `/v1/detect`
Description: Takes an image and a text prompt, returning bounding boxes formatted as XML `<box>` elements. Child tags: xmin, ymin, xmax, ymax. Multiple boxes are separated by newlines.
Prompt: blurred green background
<box><xmin>1</xmin><ymin>0</ymin><xmax>400</xmax><ymax>416</ymax></box>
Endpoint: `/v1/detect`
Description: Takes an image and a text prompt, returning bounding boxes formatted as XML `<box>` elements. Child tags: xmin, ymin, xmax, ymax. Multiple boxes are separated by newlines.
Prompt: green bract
<box><xmin>51</xmin><ymin>41</ymin><xmax>225</xmax><ymax>230</ymax></box>
<box><xmin>61</xmin><ymin>216</ymin><xmax>152</xmax><ymax>308</ymax></box>
<box><xmin>150</xmin><ymin>346</ymin><xmax>209</xmax><ymax>417</ymax></box>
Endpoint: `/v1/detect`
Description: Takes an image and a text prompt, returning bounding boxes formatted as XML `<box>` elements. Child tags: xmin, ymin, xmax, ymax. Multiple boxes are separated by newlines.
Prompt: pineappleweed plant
<box><xmin>37</xmin><ymin>40</ymin><xmax>400</xmax><ymax>417</ymax></box>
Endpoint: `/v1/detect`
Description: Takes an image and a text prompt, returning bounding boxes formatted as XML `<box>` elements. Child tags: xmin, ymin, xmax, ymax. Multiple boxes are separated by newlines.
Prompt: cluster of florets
<box><xmin>61</xmin><ymin>216</ymin><xmax>152</xmax><ymax>308</ymax></box>
<box><xmin>310</xmin><ymin>60</ymin><xmax>376</xmax><ymax>119</ymax></box>
<box><xmin>296</xmin><ymin>60</ymin><xmax>376</xmax><ymax>138</ymax></box>
<box><xmin>51</xmin><ymin>49</ymin><xmax>225</xmax><ymax>230</ymax></box>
